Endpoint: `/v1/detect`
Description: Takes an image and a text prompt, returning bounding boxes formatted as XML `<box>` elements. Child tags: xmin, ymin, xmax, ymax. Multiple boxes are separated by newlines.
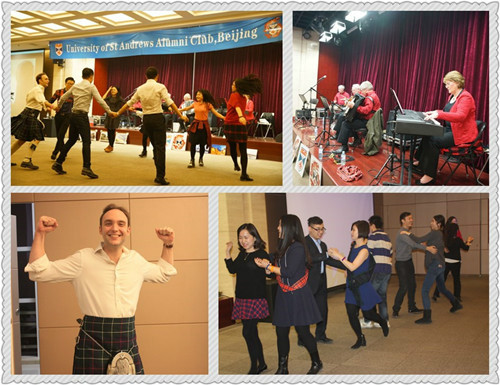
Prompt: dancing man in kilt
<box><xmin>25</xmin><ymin>204</ymin><xmax>177</xmax><ymax>374</ymax></box>
<box><xmin>11</xmin><ymin>72</ymin><xmax>55</xmax><ymax>170</ymax></box>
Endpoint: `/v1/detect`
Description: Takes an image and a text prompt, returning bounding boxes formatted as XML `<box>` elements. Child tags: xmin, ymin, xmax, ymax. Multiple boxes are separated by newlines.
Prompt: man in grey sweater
<box><xmin>392</xmin><ymin>212</ymin><xmax>437</xmax><ymax>317</ymax></box>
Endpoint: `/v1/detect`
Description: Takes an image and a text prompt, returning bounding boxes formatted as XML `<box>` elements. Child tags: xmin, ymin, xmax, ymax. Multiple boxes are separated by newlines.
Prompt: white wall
<box><xmin>286</xmin><ymin>193</ymin><xmax>374</xmax><ymax>288</ymax></box>
<box><xmin>293</xmin><ymin>27</ymin><xmax>320</xmax><ymax>113</ymax></box>
<box><xmin>11</xmin><ymin>50</ymin><xmax>45</xmax><ymax>116</ymax></box>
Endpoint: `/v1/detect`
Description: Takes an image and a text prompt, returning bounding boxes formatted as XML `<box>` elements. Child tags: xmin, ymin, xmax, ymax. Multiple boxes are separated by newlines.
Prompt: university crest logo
<box><xmin>264</xmin><ymin>17</ymin><xmax>282</xmax><ymax>39</ymax></box>
<box><xmin>55</xmin><ymin>43</ymin><xmax>63</xmax><ymax>57</ymax></box>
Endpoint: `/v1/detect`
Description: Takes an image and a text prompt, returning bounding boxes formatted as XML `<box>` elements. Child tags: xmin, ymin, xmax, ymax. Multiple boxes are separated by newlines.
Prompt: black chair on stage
<box><xmin>246</xmin><ymin>110</ymin><xmax>258</xmax><ymax>136</ymax></box>
<box><xmin>438</xmin><ymin>120</ymin><xmax>486</xmax><ymax>185</ymax></box>
<box><xmin>254</xmin><ymin>112</ymin><xmax>275</xmax><ymax>138</ymax></box>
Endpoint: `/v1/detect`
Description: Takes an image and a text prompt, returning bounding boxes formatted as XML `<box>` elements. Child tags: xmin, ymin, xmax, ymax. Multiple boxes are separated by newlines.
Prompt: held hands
<box><xmin>155</xmin><ymin>227</ymin><xmax>174</xmax><ymax>246</ymax></box>
<box><xmin>109</xmin><ymin>111</ymin><xmax>119</xmax><ymax>118</ymax></box>
<box><xmin>426</xmin><ymin>245</ymin><xmax>438</xmax><ymax>255</ymax></box>
<box><xmin>254</xmin><ymin>257</ymin><xmax>270</xmax><ymax>269</ymax></box>
<box><xmin>181</xmin><ymin>115</ymin><xmax>189</xmax><ymax>122</ymax></box>
<box><xmin>37</xmin><ymin>216</ymin><xmax>58</xmax><ymax>233</ymax></box>
<box><xmin>466</xmin><ymin>236</ymin><xmax>474</xmax><ymax>244</ymax></box>
<box><xmin>328</xmin><ymin>248</ymin><xmax>342</xmax><ymax>260</ymax></box>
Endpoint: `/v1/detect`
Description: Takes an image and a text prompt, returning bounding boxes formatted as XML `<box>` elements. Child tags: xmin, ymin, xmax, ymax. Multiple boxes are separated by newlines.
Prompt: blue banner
<box><xmin>50</xmin><ymin>17</ymin><xmax>282</xmax><ymax>59</ymax></box>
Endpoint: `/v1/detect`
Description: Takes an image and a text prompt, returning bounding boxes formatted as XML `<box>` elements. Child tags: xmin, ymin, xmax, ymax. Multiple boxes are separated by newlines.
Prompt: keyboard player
<box><xmin>413</xmin><ymin>70</ymin><xmax>477</xmax><ymax>185</ymax></box>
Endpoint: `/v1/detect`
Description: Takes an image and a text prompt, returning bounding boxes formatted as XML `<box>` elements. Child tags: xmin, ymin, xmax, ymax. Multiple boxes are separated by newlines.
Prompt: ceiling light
<box><xmin>101</xmin><ymin>13</ymin><xmax>135</xmax><ymax>23</ymax></box>
<box><xmin>13</xmin><ymin>26</ymin><xmax>39</xmax><ymax>34</ymax></box>
<box><xmin>319</xmin><ymin>31</ymin><xmax>333</xmax><ymax>43</ymax></box>
<box><xmin>39</xmin><ymin>23</ymin><xmax>66</xmax><ymax>30</ymax></box>
<box><xmin>11</xmin><ymin>11</ymin><xmax>32</xmax><ymax>20</ymax></box>
<box><xmin>141</xmin><ymin>11</ymin><xmax>176</xmax><ymax>17</ymax></box>
<box><xmin>330</xmin><ymin>21</ymin><xmax>346</xmax><ymax>34</ymax></box>
<box><xmin>70</xmin><ymin>18</ymin><xmax>99</xmax><ymax>27</ymax></box>
<box><xmin>345</xmin><ymin>11</ymin><xmax>367</xmax><ymax>23</ymax></box>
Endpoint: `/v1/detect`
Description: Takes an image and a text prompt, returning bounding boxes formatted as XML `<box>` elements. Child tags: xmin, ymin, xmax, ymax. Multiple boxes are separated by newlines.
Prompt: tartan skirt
<box><xmin>232</xmin><ymin>298</ymin><xmax>270</xmax><ymax>320</ymax></box>
<box><xmin>188</xmin><ymin>119</ymin><xmax>211</xmax><ymax>147</ymax></box>
<box><xmin>224</xmin><ymin>124</ymin><xmax>248</xmax><ymax>143</ymax></box>
<box><xmin>72</xmin><ymin>315</ymin><xmax>144</xmax><ymax>375</ymax></box>
<box><xmin>11</xmin><ymin>108</ymin><xmax>45</xmax><ymax>141</ymax></box>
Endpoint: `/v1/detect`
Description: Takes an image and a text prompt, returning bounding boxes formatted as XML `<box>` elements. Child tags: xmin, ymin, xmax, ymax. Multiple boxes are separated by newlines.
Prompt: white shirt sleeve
<box><xmin>141</xmin><ymin>256</ymin><xmax>177</xmax><ymax>283</ymax></box>
<box><xmin>24</xmin><ymin>252</ymin><xmax>83</xmax><ymax>283</ymax></box>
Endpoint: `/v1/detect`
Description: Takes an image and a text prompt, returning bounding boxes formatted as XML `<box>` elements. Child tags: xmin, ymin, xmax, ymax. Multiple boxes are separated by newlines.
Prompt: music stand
<box><xmin>295</xmin><ymin>94</ymin><xmax>312</xmax><ymax>128</ymax></box>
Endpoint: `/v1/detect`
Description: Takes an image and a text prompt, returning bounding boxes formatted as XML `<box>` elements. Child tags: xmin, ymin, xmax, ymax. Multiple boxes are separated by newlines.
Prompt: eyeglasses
<box><xmin>311</xmin><ymin>227</ymin><xmax>326</xmax><ymax>232</ymax></box>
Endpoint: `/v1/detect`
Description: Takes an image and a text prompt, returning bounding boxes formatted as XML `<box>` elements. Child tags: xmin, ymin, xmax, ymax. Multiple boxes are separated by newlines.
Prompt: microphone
<box><xmin>317</xmin><ymin>75</ymin><xmax>327</xmax><ymax>83</ymax></box>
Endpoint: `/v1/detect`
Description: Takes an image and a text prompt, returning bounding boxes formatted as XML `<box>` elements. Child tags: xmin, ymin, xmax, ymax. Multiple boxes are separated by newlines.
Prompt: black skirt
<box><xmin>72</xmin><ymin>315</ymin><xmax>144</xmax><ymax>374</ymax></box>
<box><xmin>11</xmin><ymin>108</ymin><xmax>45</xmax><ymax>141</ymax></box>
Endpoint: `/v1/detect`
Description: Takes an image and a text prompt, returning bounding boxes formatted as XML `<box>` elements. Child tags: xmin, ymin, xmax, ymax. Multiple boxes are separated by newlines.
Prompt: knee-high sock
<box><xmin>23</xmin><ymin>140</ymin><xmax>39</xmax><ymax>162</ymax></box>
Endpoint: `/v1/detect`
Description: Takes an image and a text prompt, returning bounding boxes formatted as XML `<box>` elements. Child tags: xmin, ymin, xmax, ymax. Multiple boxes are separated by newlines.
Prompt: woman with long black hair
<box><xmin>102</xmin><ymin>86</ymin><xmax>126</xmax><ymax>153</ymax></box>
<box><xmin>224</xmin><ymin>223</ymin><xmax>269</xmax><ymax>374</ymax></box>
<box><xmin>402</xmin><ymin>214</ymin><xmax>463</xmax><ymax>324</ymax></box>
<box><xmin>328</xmin><ymin>220</ymin><xmax>389</xmax><ymax>349</ymax></box>
<box><xmin>180</xmin><ymin>89</ymin><xmax>225</xmax><ymax>168</ymax></box>
<box><xmin>224</xmin><ymin>74</ymin><xmax>262</xmax><ymax>182</ymax></box>
<box><xmin>255</xmin><ymin>214</ymin><xmax>322</xmax><ymax>375</ymax></box>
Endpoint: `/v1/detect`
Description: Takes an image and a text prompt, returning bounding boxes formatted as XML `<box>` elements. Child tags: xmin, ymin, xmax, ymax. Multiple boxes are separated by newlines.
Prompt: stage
<box><xmin>293</xmin><ymin>120</ymin><xmax>489</xmax><ymax>186</ymax></box>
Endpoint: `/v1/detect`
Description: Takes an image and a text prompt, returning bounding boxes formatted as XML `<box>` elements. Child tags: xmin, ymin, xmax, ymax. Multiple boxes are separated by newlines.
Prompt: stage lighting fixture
<box><xmin>333</xmin><ymin>37</ymin><xmax>342</xmax><ymax>46</ymax></box>
<box><xmin>345</xmin><ymin>11</ymin><xmax>367</xmax><ymax>23</ymax></box>
<box><xmin>330</xmin><ymin>20</ymin><xmax>346</xmax><ymax>34</ymax></box>
<box><xmin>319</xmin><ymin>31</ymin><xmax>333</xmax><ymax>42</ymax></box>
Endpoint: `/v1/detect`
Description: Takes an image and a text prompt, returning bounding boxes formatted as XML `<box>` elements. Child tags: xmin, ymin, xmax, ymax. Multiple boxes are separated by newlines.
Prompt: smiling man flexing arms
<box><xmin>24</xmin><ymin>203</ymin><xmax>177</xmax><ymax>374</ymax></box>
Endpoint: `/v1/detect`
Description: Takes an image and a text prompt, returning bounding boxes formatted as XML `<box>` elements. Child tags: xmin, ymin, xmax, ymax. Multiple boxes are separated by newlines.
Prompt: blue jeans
<box><xmin>369</xmin><ymin>271</ymin><xmax>391</xmax><ymax>321</ymax></box>
<box><xmin>422</xmin><ymin>260</ymin><xmax>455</xmax><ymax>309</ymax></box>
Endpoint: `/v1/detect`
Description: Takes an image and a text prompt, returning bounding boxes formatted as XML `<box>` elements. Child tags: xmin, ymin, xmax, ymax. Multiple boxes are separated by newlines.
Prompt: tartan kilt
<box><xmin>11</xmin><ymin>108</ymin><xmax>45</xmax><ymax>141</ymax></box>
<box><xmin>232</xmin><ymin>298</ymin><xmax>270</xmax><ymax>320</ymax></box>
<box><xmin>224</xmin><ymin>124</ymin><xmax>248</xmax><ymax>143</ymax></box>
<box><xmin>72</xmin><ymin>315</ymin><xmax>144</xmax><ymax>375</ymax></box>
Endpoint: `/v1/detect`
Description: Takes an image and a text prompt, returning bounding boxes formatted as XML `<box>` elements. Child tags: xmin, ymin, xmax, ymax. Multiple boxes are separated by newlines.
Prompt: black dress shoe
<box><xmin>154</xmin><ymin>177</ymin><xmax>170</xmax><ymax>185</ymax></box>
<box><xmin>51</xmin><ymin>153</ymin><xmax>57</xmax><ymax>160</ymax></box>
<box><xmin>11</xmin><ymin>162</ymin><xmax>16</xmax><ymax>166</ymax></box>
<box><xmin>139</xmin><ymin>151</ymin><xmax>147</xmax><ymax>158</ymax></box>
<box><xmin>408</xmin><ymin>307</ymin><xmax>423</xmax><ymax>314</ymax></box>
<box><xmin>234</xmin><ymin>165</ymin><xmax>241</xmax><ymax>171</ymax></box>
<box><xmin>316</xmin><ymin>336</ymin><xmax>333</xmax><ymax>344</ymax></box>
<box><xmin>392</xmin><ymin>310</ymin><xmax>399</xmax><ymax>318</ymax></box>
<box><xmin>52</xmin><ymin>162</ymin><xmax>67</xmax><ymax>175</ymax></box>
<box><xmin>257</xmin><ymin>364</ymin><xmax>267</xmax><ymax>374</ymax></box>
<box><xmin>416</xmin><ymin>178</ymin><xmax>435</xmax><ymax>186</ymax></box>
<box><xmin>240</xmin><ymin>174</ymin><xmax>253</xmax><ymax>181</ymax></box>
<box><xmin>21</xmin><ymin>160</ymin><xmax>39</xmax><ymax>170</ymax></box>
<box><xmin>81</xmin><ymin>167</ymin><xmax>98</xmax><ymax>179</ymax></box>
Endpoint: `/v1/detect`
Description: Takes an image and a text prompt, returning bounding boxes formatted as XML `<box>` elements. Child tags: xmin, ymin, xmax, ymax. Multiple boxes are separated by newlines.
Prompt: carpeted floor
<box><xmin>11</xmin><ymin>138</ymin><xmax>282</xmax><ymax>186</ymax></box>
<box><xmin>219</xmin><ymin>275</ymin><xmax>489</xmax><ymax>375</ymax></box>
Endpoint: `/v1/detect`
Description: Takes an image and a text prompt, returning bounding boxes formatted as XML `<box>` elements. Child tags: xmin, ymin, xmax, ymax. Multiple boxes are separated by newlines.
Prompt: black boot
<box><xmin>307</xmin><ymin>351</ymin><xmax>323</xmax><ymax>374</ymax></box>
<box><xmin>351</xmin><ymin>334</ymin><xmax>366</xmax><ymax>349</ymax></box>
<box><xmin>275</xmin><ymin>355</ymin><xmax>288</xmax><ymax>374</ymax></box>
<box><xmin>379</xmin><ymin>319</ymin><xmax>389</xmax><ymax>337</ymax></box>
<box><xmin>415</xmin><ymin>309</ymin><xmax>432</xmax><ymax>324</ymax></box>
<box><xmin>450</xmin><ymin>298</ymin><xmax>463</xmax><ymax>313</ymax></box>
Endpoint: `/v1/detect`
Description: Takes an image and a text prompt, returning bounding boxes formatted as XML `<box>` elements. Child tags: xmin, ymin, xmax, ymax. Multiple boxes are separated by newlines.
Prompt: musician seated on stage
<box><xmin>331</xmin><ymin>83</ymin><xmax>361</xmax><ymax>138</ymax></box>
<box><xmin>333</xmin><ymin>81</ymin><xmax>381</xmax><ymax>154</ymax></box>
<box><xmin>413</xmin><ymin>70</ymin><xmax>477</xmax><ymax>185</ymax></box>
<box><xmin>333</xmin><ymin>85</ymin><xmax>350</xmax><ymax>111</ymax></box>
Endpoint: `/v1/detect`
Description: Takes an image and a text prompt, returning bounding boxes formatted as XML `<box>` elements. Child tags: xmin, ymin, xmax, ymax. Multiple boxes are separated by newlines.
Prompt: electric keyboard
<box><xmin>394</xmin><ymin>110</ymin><xmax>444</xmax><ymax>137</ymax></box>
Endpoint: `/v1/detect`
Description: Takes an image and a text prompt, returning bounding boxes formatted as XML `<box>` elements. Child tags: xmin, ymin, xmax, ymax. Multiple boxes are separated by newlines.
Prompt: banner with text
<box><xmin>50</xmin><ymin>17</ymin><xmax>282</xmax><ymax>59</ymax></box>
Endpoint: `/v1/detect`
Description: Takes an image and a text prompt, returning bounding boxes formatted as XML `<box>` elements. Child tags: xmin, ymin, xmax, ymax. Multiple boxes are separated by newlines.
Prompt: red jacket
<box><xmin>436</xmin><ymin>90</ymin><xmax>477</xmax><ymax>145</ymax></box>
<box><xmin>357</xmin><ymin>90</ymin><xmax>381</xmax><ymax>120</ymax></box>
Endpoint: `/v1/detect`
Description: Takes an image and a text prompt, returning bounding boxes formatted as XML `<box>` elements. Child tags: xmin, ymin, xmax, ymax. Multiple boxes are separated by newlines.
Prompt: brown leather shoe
<box><xmin>104</xmin><ymin>145</ymin><xmax>113</xmax><ymax>153</ymax></box>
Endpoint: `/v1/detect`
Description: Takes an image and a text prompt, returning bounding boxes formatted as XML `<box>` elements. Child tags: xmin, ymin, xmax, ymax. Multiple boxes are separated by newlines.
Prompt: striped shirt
<box><xmin>367</xmin><ymin>230</ymin><xmax>393</xmax><ymax>274</ymax></box>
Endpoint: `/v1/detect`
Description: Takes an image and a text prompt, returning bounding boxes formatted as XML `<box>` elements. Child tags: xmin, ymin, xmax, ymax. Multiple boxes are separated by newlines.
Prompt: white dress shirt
<box><xmin>58</xmin><ymin>79</ymin><xmax>112</xmax><ymax>114</ymax></box>
<box><xmin>24</xmin><ymin>244</ymin><xmax>177</xmax><ymax>318</ymax></box>
<box><xmin>25</xmin><ymin>85</ymin><xmax>47</xmax><ymax>111</ymax></box>
<box><xmin>127</xmin><ymin>79</ymin><xmax>174</xmax><ymax>115</ymax></box>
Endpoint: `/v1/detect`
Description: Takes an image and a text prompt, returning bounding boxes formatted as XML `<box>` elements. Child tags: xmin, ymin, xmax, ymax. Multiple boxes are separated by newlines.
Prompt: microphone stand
<box><xmin>301</xmin><ymin>77</ymin><xmax>328</xmax><ymax>146</ymax></box>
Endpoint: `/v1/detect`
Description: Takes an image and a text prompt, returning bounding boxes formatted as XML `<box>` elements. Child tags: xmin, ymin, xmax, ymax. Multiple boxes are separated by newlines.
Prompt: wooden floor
<box><xmin>293</xmin><ymin>119</ymin><xmax>489</xmax><ymax>186</ymax></box>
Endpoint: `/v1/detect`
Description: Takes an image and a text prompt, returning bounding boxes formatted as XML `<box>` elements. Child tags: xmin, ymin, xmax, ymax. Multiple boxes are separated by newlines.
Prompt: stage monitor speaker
<box><xmin>296</xmin><ymin>110</ymin><xmax>311</xmax><ymax>119</ymax></box>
